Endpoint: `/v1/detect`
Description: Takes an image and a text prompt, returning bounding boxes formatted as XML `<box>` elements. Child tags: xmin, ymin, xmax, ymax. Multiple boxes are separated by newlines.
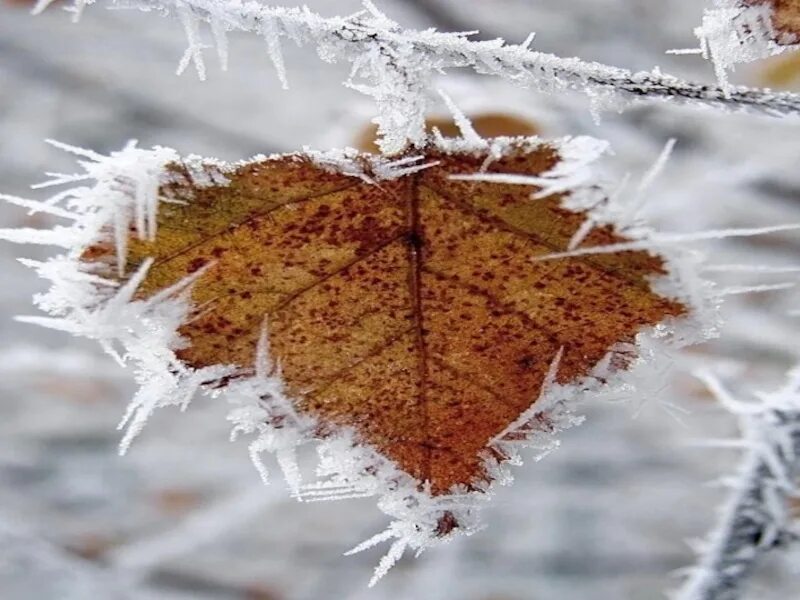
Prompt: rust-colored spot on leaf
<box><xmin>84</xmin><ymin>142</ymin><xmax>686</xmax><ymax>496</ymax></box>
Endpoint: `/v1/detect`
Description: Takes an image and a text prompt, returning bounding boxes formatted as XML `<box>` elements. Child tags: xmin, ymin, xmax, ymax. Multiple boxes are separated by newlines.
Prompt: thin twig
<box><xmin>677</xmin><ymin>370</ymin><xmax>800</xmax><ymax>600</ymax></box>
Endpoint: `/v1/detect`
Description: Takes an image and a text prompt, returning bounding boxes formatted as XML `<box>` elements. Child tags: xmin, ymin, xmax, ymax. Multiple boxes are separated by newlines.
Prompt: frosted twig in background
<box><xmin>110</xmin><ymin>484</ymin><xmax>282</xmax><ymax>576</ymax></box>
<box><xmin>33</xmin><ymin>0</ymin><xmax>800</xmax><ymax>153</ymax></box>
<box><xmin>677</xmin><ymin>367</ymin><xmax>800</xmax><ymax>600</ymax></box>
<box><xmin>0</xmin><ymin>516</ymin><xmax>143</xmax><ymax>599</ymax></box>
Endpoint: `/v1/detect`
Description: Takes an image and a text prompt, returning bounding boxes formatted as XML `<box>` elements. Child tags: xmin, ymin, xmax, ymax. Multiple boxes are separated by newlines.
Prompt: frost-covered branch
<box><xmin>37</xmin><ymin>0</ymin><xmax>800</xmax><ymax>153</ymax></box>
<box><xmin>677</xmin><ymin>367</ymin><xmax>800</xmax><ymax>600</ymax></box>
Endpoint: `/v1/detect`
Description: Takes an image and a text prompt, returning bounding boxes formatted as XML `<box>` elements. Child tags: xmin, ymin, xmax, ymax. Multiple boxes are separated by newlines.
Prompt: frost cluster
<box><xmin>686</xmin><ymin>0</ymin><xmax>800</xmax><ymax>91</ymax></box>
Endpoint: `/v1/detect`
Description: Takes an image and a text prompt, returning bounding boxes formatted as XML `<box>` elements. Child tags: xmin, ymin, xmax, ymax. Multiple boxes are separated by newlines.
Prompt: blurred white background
<box><xmin>1</xmin><ymin>1</ymin><xmax>799</xmax><ymax>599</ymax></box>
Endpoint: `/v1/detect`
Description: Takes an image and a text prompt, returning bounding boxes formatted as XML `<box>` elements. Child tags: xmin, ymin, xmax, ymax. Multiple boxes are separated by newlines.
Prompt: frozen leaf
<box><xmin>81</xmin><ymin>138</ymin><xmax>686</xmax><ymax>496</ymax></box>
<box><xmin>3</xmin><ymin>135</ymin><xmax>726</xmax><ymax>580</ymax></box>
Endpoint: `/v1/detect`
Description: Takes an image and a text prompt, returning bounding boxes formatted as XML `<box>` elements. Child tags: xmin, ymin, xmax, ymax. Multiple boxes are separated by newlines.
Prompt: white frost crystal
<box><xmin>687</xmin><ymin>1</ymin><xmax>800</xmax><ymax>91</ymax></box>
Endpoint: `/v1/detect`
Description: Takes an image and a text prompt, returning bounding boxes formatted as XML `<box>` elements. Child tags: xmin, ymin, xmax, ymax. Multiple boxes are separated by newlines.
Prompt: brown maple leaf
<box><xmin>83</xmin><ymin>139</ymin><xmax>686</xmax><ymax>496</ymax></box>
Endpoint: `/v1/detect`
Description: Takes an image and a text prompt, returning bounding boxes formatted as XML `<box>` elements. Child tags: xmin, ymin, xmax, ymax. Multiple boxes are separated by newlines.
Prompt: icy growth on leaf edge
<box><xmin>3</xmin><ymin>136</ymin><xmax>719</xmax><ymax>585</ymax></box>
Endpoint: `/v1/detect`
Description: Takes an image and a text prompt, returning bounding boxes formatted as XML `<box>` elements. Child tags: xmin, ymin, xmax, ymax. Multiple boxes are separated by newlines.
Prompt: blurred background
<box><xmin>1</xmin><ymin>1</ymin><xmax>799</xmax><ymax>599</ymax></box>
